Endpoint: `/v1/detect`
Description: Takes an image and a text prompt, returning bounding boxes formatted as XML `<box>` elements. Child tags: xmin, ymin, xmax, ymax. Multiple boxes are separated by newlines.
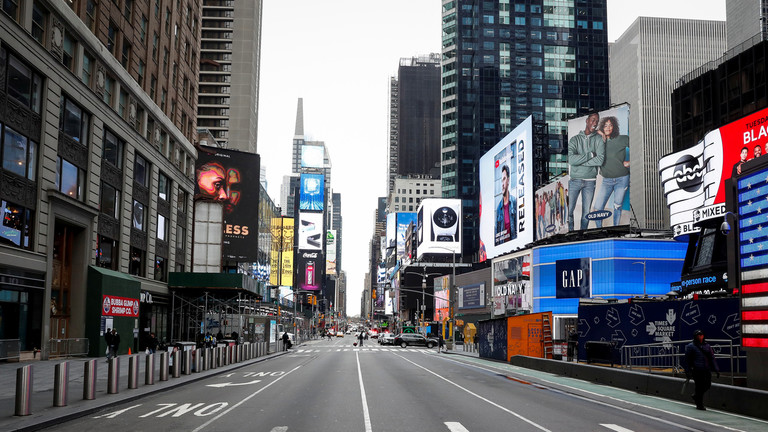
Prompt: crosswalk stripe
<box><xmin>269</xmin><ymin>427</ymin><xmax>288</xmax><ymax>432</ymax></box>
<box><xmin>600</xmin><ymin>425</ymin><xmax>634</xmax><ymax>432</ymax></box>
<box><xmin>445</xmin><ymin>422</ymin><xmax>469</xmax><ymax>432</ymax></box>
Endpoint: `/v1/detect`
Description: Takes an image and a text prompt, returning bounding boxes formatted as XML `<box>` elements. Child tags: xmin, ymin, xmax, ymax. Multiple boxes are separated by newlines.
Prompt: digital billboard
<box><xmin>491</xmin><ymin>251</ymin><xmax>532</xmax><ymax>315</ymax></box>
<box><xmin>434</xmin><ymin>275</ymin><xmax>450</xmax><ymax>322</ymax></box>
<box><xmin>195</xmin><ymin>145</ymin><xmax>260</xmax><ymax>262</ymax></box>
<box><xmin>564</xmin><ymin>104</ymin><xmax>631</xmax><ymax>232</ymax></box>
<box><xmin>417</xmin><ymin>199</ymin><xmax>461</xmax><ymax>259</ymax></box>
<box><xmin>534</xmin><ymin>176</ymin><xmax>569</xmax><ymax>241</ymax></box>
<box><xmin>296</xmin><ymin>250</ymin><xmax>323</xmax><ymax>291</ymax></box>
<box><xmin>299</xmin><ymin>173</ymin><xmax>325</xmax><ymax>211</ymax></box>
<box><xmin>326</xmin><ymin>230</ymin><xmax>337</xmax><ymax>275</ymax></box>
<box><xmin>660</xmin><ymin>105</ymin><xmax>768</xmax><ymax>238</ymax></box>
<box><xmin>386</xmin><ymin>212</ymin><xmax>396</xmax><ymax>249</ymax></box>
<box><xmin>301</xmin><ymin>144</ymin><xmax>325</xmax><ymax>169</ymax></box>
<box><xmin>280</xmin><ymin>217</ymin><xmax>294</xmax><ymax>287</ymax></box>
<box><xmin>297</xmin><ymin>212</ymin><xmax>323</xmax><ymax>250</ymax></box>
<box><xmin>479</xmin><ymin>116</ymin><xmax>533</xmax><ymax>261</ymax></box>
<box><xmin>396</xmin><ymin>212</ymin><xmax>417</xmax><ymax>258</ymax></box>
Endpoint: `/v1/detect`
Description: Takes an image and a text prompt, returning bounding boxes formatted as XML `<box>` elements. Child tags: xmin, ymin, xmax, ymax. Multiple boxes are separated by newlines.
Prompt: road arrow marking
<box><xmin>206</xmin><ymin>379</ymin><xmax>261</xmax><ymax>388</ymax></box>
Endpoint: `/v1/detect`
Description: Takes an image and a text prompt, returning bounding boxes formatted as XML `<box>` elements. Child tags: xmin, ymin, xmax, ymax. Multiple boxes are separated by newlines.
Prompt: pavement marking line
<box><xmin>437</xmin><ymin>356</ymin><xmax>748</xmax><ymax>432</ymax></box>
<box><xmin>600</xmin><ymin>425</ymin><xmax>634</xmax><ymax>432</ymax></box>
<box><xmin>191</xmin><ymin>365</ymin><xmax>302</xmax><ymax>432</ymax></box>
<box><xmin>445</xmin><ymin>422</ymin><xmax>470</xmax><ymax>432</ymax></box>
<box><xmin>394</xmin><ymin>353</ymin><xmax>551</xmax><ymax>432</ymax></box>
<box><xmin>270</xmin><ymin>427</ymin><xmax>288</xmax><ymax>432</ymax></box>
<box><xmin>356</xmin><ymin>351</ymin><xmax>374</xmax><ymax>432</ymax></box>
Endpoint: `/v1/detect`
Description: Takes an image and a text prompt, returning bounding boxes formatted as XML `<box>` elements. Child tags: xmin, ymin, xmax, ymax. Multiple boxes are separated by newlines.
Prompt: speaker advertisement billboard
<box><xmin>565</xmin><ymin>104</ymin><xmax>631</xmax><ymax>232</ymax></box>
<box><xmin>479</xmin><ymin>116</ymin><xmax>533</xmax><ymax>262</ymax></box>
<box><xmin>660</xmin><ymin>105</ymin><xmax>768</xmax><ymax>239</ymax></box>
<box><xmin>298</xmin><ymin>212</ymin><xmax>323</xmax><ymax>250</ymax></box>
<box><xmin>416</xmin><ymin>198</ymin><xmax>461</xmax><ymax>259</ymax></box>
<box><xmin>195</xmin><ymin>145</ymin><xmax>260</xmax><ymax>261</ymax></box>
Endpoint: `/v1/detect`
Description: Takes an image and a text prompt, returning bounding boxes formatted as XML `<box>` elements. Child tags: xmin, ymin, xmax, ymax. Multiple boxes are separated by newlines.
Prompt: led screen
<box><xmin>299</xmin><ymin>173</ymin><xmax>325</xmax><ymax>211</ymax></box>
<box><xmin>326</xmin><ymin>229</ymin><xmax>337</xmax><ymax>275</ymax></box>
<box><xmin>296</xmin><ymin>250</ymin><xmax>323</xmax><ymax>291</ymax></box>
<box><xmin>301</xmin><ymin>144</ymin><xmax>324</xmax><ymax>168</ymax></box>
<box><xmin>297</xmin><ymin>212</ymin><xmax>323</xmax><ymax>250</ymax></box>
<box><xmin>396</xmin><ymin>212</ymin><xmax>417</xmax><ymax>259</ymax></box>
<box><xmin>416</xmin><ymin>198</ymin><xmax>462</xmax><ymax>259</ymax></box>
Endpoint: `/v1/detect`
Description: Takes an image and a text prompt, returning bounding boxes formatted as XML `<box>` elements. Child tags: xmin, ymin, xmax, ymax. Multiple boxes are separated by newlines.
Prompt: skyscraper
<box><xmin>198</xmin><ymin>0</ymin><xmax>263</xmax><ymax>152</ymax></box>
<box><xmin>726</xmin><ymin>0</ymin><xmax>768</xmax><ymax>50</ymax></box>
<box><xmin>387</xmin><ymin>54</ymin><xmax>441</xmax><ymax>195</ymax></box>
<box><xmin>441</xmin><ymin>0</ymin><xmax>610</xmax><ymax>259</ymax></box>
<box><xmin>611</xmin><ymin>17</ymin><xmax>726</xmax><ymax>230</ymax></box>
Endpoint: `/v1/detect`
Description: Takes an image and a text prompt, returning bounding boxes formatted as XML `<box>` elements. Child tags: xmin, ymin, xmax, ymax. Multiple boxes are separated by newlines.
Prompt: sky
<box><xmin>257</xmin><ymin>0</ymin><xmax>726</xmax><ymax>317</ymax></box>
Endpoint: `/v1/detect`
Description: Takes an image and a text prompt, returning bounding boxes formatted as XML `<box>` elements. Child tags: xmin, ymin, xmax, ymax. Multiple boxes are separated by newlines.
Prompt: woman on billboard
<box><xmin>592</xmin><ymin>116</ymin><xmax>630</xmax><ymax>227</ymax></box>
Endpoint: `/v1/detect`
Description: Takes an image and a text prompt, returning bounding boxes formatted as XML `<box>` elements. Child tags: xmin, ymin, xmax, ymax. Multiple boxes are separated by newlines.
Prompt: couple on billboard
<box><xmin>567</xmin><ymin>107</ymin><xmax>630</xmax><ymax>231</ymax></box>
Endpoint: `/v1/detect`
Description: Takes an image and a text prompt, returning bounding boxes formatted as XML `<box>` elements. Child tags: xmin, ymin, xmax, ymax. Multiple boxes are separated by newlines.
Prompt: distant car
<box><xmin>379</xmin><ymin>333</ymin><xmax>395</xmax><ymax>345</ymax></box>
<box><xmin>368</xmin><ymin>329</ymin><xmax>379</xmax><ymax>339</ymax></box>
<box><xmin>336</xmin><ymin>331</ymin><xmax>344</xmax><ymax>337</ymax></box>
<box><xmin>394</xmin><ymin>333</ymin><xmax>437</xmax><ymax>348</ymax></box>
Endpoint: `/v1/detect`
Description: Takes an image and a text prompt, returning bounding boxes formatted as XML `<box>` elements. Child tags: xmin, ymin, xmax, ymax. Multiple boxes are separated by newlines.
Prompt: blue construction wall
<box><xmin>478</xmin><ymin>318</ymin><xmax>507</xmax><ymax>361</ymax></box>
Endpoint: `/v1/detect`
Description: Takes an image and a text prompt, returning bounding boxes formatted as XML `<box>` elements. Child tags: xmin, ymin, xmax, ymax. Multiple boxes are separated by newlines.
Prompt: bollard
<box><xmin>234</xmin><ymin>345</ymin><xmax>239</xmax><ymax>363</ymax></box>
<box><xmin>172</xmin><ymin>350</ymin><xmax>181</xmax><ymax>378</ymax></box>
<box><xmin>83</xmin><ymin>359</ymin><xmax>97</xmax><ymax>400</ymax></box>
<box><xmin>145</xmin><ymin>353</ymin><xmax>155</xmax><ymax>385</ymax></box>
<box><xmin>194</xmin><ymin>349</ymin><xmax>202</xmax><ymax>372</ymax></box>
<box><xmin>15</xmin><ymin>365</ymin><xmax>33</xmax><ymax>416</ymax></box>
<box><xmin>53</xmin><ymin>361</ymin><xmax>69</xmax><ymax>407</ymax></box>
<box><xmin>182</xmin><ymin>349</ymin><xmax>192</xmax><ymax>375</ymax></box>
<box><xmin>107</xmin><ymin>357</ymin><xmax>119</xmax><ymax>394</ymax></box>
<box><xmin>211</xmin><ymin>347</ymin><xmax>219</xmax><ymax>369</ymax></box>
<box><xmin>202</xmin><ymin>348</ymin><xmax>209</xmax><ymax>371</ymax></box>
<box><xmin>219</xmin><ymin>346</ymin><xmax>226</xmax><ymax>366</ymax></box>
<box><xmin>159</xmin><ymin>352</ymin><xmax>169</xmax><ymax>381</ymax></box>
<box><xmin>128</xmin><ymin>355</ymin><xmax>139</xmax><ymax>389</ymax></box>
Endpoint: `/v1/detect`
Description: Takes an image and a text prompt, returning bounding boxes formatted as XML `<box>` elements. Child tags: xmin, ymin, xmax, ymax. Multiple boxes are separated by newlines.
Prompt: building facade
<box><xmin>441</xmin><ymin>0</ymin><xmax>610</xmax><ymax>260</ymax></box>
<box><xmin>387</xmin><ymin>176</ymin><xmax>440</xmax><ymax>213</ymax></box>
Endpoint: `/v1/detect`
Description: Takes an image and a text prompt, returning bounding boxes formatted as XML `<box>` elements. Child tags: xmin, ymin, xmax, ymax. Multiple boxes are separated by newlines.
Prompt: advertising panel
<box><xmin>296</xmin><ymin>250</ymin><xmax>323</xmax><ymax>290</ymax></box>
<box><xmin>492</xmin><ymin>251</ymin><xmax>532</xmax><ymax>315</ymax></box>
<box><xmin>396</xmin><ymin>212</ymin><xmax>417</xmax><ymax>258</ymax></box>
<box><xmin>270</xmin><ymin>217</ymin><xmax>281</xmax><ymax>286</ymax></box>
<box><xmin>195</xmin><ymin>145</ymin><xmax>260</xmax><ymax>261</ymax></box>
<box><xmin>102</xmin><ymin>295</ymin><xmax>140</xmax><ymax>317</ymax></box>
<box><xmin>459</xmin><ymin>283</ymin><xmax>485</xmax><ymax>309</ymax></box>
<box><xmin>326</xmin><ymin>230</ymin><xmax>337</xmax><ymax>275</ymax></box>
<box><xmin>298</xmin><ymin>212</ymin><xmax>323</xmax><ymax>250</ymax></box>
<box><xmin>534</xmin><ymin>176</ymin><xmax>569</xmax><ymax>241</ymax></box>
<box><xmin>385</xmin><ymin>291</ymin><xmax>394</xmax><ymax>315</ymax></box>
<box><xmin>301</xmin><ymin>144</ymin><xmax>324</xmax><ymax>168</ymax></box>
<box><xmin>386</xmin><ymin>212</ymin><xmax>396</xmax><ymax>249</ymax></box>
<box><xmin>564</xmin><ymin>104</ymin><xmax>631</xmax><ymax>233</ymax></box>
<box><xmin>434</xmin><ymin>275</ymin><xmax>450</xmax><ymax>322</ymax></box>
<box><xmin>299</xmin><ymin>173</ymin><xmax>325</xmax><ymax>211</ymax></box>
<box><xmin>479</xmin><ymin>117</ymin><xmax>533</xmax><ymax>261</ymax></box>
<box><xmin>555</xmin><ymin>258</ymin><xmax>591</xmax><ymax>298</ymax></box>
<box><xmin>280</xmin><ymin>218</ymin><xmax>294</xmax><ymax>287</ymax></box>
<box><xmin>417</xmin><ymin>199</ymin><xmax>462</xmax><ymax>259</ymax></box>
<box><xmin>660</xmin><ymin>105</ymin><xmax>768</xmax><ymax>238</ymax></box>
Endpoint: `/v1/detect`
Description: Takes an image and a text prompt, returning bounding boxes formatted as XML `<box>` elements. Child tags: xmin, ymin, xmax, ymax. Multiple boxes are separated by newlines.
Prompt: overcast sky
<box><xmin>257</xmin><ymin>0</ymin><xmax>726</xmax><ymax>317</ymax></box>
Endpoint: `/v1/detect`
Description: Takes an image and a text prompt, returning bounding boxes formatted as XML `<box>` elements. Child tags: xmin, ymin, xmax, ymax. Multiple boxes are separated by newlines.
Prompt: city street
<box><xmin>43</xmin><ymin>338</ymin><xmax>767</xmax><ymax>432</ymax></box>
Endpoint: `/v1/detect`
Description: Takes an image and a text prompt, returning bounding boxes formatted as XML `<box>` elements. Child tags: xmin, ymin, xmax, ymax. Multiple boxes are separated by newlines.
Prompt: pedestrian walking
<box><xmin>683</xmin><ymin>329</ymin><xmax>720</xmax><ymax>410</ymax></box>
<box><xmin>357</xmin><ymin>331</ymin><xmax>364</xmax><ymax>347</ymax></box>
<box><xmin>105</xmin><ymin>328</ymin><xmax>113</xmax><ymax>360</ymax></box>
<box><xmin>109</xmin><ymin>328</ymin><xmax>120</xmax><ymax>360</ymax></box>
<box><xmin>438</xmin><ymin>334</ymin><xmax>445</xmax><ymax>353</ymax></box>
<box><xmin>282</xmin><ymin>332</ymin><xmax>292</xmax><ymax>350</ymax></box>
<box><xmin>147</xmin><ymin>332</ymin><xmax>158</xmax><ymax>354</ymax></box>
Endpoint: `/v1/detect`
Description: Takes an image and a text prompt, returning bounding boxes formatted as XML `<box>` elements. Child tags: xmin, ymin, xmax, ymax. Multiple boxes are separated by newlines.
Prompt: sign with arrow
<box><xmin>206</xmin><ymin>379</ymin><xmax>261</xmax><ymax>388</ymax></box>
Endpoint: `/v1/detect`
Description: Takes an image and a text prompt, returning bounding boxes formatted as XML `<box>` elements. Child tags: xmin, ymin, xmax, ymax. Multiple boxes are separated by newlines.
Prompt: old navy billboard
<box><xmin>195</xmin><ymin>145</ymin><xmax>260</xmax><ymax>262</ymax></box>
<box><xmin>479</xmin><ymin>116</ymin><xmax>533</xmax><ymax>261</ymax></box>
<box><xmin>660</xmin><ymin>105</ymin><xmax>768</xmax><ymax>239</ymax></box>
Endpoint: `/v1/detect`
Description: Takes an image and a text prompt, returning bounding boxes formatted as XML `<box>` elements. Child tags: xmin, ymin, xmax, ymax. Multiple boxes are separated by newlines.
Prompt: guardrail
<box><xmin>48</xmin><ymin>338</ymin><xmax>89</xmax><ymax>358</ymax></box>
<box><xmin>0</xmin><ymin>339</ymin><xmax>21</xmax><ymax>361</ymax></box>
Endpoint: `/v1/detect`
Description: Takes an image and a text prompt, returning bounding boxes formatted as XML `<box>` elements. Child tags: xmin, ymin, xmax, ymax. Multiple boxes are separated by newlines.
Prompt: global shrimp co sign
<box><xmin>102</xmin><ymin>295</ymin><xmax>140</xmax><ymax>317</ymax></box>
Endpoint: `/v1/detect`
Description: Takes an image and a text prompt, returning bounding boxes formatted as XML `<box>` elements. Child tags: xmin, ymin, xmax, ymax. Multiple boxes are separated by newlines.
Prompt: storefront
<box><xmin>0</xmin><ymin>265</ymin><xmax>45</xmax><ymax>351</ymax></box>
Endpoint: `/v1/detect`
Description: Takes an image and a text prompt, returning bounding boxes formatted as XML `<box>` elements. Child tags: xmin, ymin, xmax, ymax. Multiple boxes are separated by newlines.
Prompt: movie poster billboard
<box><xmin>301</xmin><ymin>144</ymin><xmax>324</xmax><ymax>169</ymax></box>
<box><xmin>195</xmin><ymin>145</ymin><xmax>260</xmax><ymax>261</ymax></box>
<box><xmin>434</xmin><ymin>275</ymin><xmax>450</xmax><ymax>322</ymax></box>
<box><xmin>299</xmin><ymin>173</ymin><xmax>325</xmax><ymax>211</ymax></box>
<box><xmin>326</xmin><ymin>230</ymin><xmax>337</xmax><ymax>275</ymax></box>
<box><xmin>660</xmin><ymin>105</ymin><xmax>768</xmax><ymax>239</ymax></box>
<box><xmin>298</xmin><ymin>212</ymin><xmax>323</xmax><ymax>250</ymax></box>
<box><xmin>491</xmin><ymin>251</ymin><xmax>532</xmax><ymax>315</ymax></box>
<box><xmin>534</xmin><ymin>176</ymin><xmax>569</xmax><ymax>241</ymax></box>
<box><xmin>280</xmin><ymin>218</ymin><xmax>294</xmax><ymax>287</ymax></box>
<box><xmin>479</xmin><ymin>117</ymin><xmax>533</xmax><ymax>261</ymax></box>
<box><xmin>417</xmin><ymin>199</ymin><xmax>461</xmax><ymax>259</ymax></box>
<box><xmin>270</xmin><ymin>218</ymin><xmax>281</xmax><ymax>286</ymax></box>
<box><xmin>564</xmin><ymin>104</ymin><xmax>631</xmax><ymax>232</ymax></box>
<box><xmin>296</xmin><ymin>250</ymin><xmax>323</xmax><ymax>291</ymax></box>
<box><xmin>396</xmin><ymin>212</ymin><xmax>417</xmax><ymax>258</ymax></box>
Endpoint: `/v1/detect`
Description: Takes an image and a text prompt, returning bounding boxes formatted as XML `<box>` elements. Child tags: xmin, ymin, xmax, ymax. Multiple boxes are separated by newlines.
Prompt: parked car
<box><xmin>379</xmin><ymin>332</ymin><xmax>395</xmax><ymax>345</ymax></box>
<box><xmin>394</xmin><ymin>333</ymin><xmax>437</xmax><ymax>348</ymax></box>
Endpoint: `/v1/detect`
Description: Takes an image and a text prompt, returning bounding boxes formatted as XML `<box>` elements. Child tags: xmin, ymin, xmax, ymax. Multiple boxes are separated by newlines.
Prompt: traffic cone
<box><xmin>128</xmin><ymin>348</ymin><xmax>131</xmax><ymax>355</ymax></box>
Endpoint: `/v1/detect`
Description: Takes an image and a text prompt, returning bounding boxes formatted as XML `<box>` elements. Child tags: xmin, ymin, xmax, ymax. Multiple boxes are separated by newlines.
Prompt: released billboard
<box><xmin>195</xmin><ymin>145</ymin><xmax>260</xmax><ymax>261</ymax></box>
<box><xmin>326</xmin><ymin>230</ymin><xmax>337</xmax><ymax>275</ymax></box>
<box><xmin>297</xmin><ymin>212</ymin><xmax>323</xmax><ymax>250</ymax></box>
<box><xmin>479</xmin><ymin>117</ymin><xmax>533</xmax><ymax>261</ymax></box>
<box><xmin>564</xmin><ymin>104</ymin><xmax>631</xmax><ymax>233</ymax></box>
<box><xmin>296</xmin><ymin>250</ymin><xmax>323</xmax><ymax>290</ymax></box>
<box><xmin>299</xmin><ymin>173</ymin><xmax>325</xmax><ymax>211</ymax></box>
<box><xmin>396</xmin><ymin>212</ymin><xmax>417</xmax><ymax>258</ymax></box>
<box><xmin>300</xmin><ymin>144</ymin><xmax>325</xmax><ymax>168</ymax></box>
<box><xmin>660</xmin><ymin>105</ymin><xmax>768</xmax><ymax>238</ymax></box>
<box><xmin>417</xmin><ymin>198</ymin><xmax>461</xmax><ymax>259</ymax></box>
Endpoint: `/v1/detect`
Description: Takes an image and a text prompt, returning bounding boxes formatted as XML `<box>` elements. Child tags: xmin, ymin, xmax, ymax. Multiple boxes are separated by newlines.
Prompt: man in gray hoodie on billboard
<box><xmin>568</xmin><ymin>112</ymin><xmax>605</xmax><ymax>231</ymax></box>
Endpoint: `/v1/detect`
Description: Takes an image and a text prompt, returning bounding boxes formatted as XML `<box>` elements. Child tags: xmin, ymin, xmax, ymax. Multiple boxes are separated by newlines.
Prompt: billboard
<box><xmin>296</xmin><ymin>250</ymin><xmax>323</xmax><ymax>290</ymax></box>
<box><xmin>396</xmin><ymin>212</ymin><xmax>417</xmax><ymax>258</ymax></box>
<box><xmin>298</xmin><ymin>212</ymin><xmax>323</xmax><ymax>250</ymax></box>
<box><xmin>492</xmin><ymin>251</ymin><xmax>532</xmax><ymax>315</ymax></box>
<box><xmin>417</xmin><ymin>199</ymin><xmax>461</xmax><ymax>259</ymax></box>
<box><xmin>280</xmin><ymin>218</ymin><xmax>294</xmax><ymax>287</ymax></box>
<box><xmin>195</xmin><ymin>145</ymin><xmax>260</xmax><ymax>261</ymax></box>
<box><xmin>458</xmin><ymin>283</ymin><xmax>485</xmax><ymax>309</ymax></box>
<box><xmin>434</xmin><ymin>275</ymin><xmax>450</xmax><ymax>322</ymax></box>
<box><xmin>299</xmin><ymin>173</ymin><xmax>325</xmax><ymax>211</ymax></box>
<box><xmin>479</xmin><ymin>116</ymin><xmax>533</xmax><ymax>262</ymax></box>
<box><xmin>326</xmin><ymin>230</ymin><xmax>337</xmax><ymax>275</ymax></box>
<box><xmin>564</xmin><ymin>104</ymin><xmax>631</xmax><ymax>232</ymax></box>
<box><xmin>300</xmin><ymin>144</ymin><xmax>325</xmax><ymax>168</ymax></box>
<box><xmin>660</xmin><ymin>105</ymin><xmax>768</xmax><ymax>238</ymax></box>
<box><xmin>386</xmin><ymin>212</ymin><xmax>396</xmax><ymax>249</ymax></box>
<box><xmin>534</xmin><ymin>176</ymin><xmax>569</xmax><ymax>241</ymax></box>
<box><xmin>555</xmin><ymin>258</ymin><xmax>591</xmax><ymax>299</ymax></box>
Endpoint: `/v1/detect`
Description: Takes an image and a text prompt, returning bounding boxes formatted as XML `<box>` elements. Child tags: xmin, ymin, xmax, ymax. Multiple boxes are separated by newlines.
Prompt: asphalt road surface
<box><xmin>47</xmin><ymin>337</ymin><xmax>768</xmax><ymax>432</ymax></box>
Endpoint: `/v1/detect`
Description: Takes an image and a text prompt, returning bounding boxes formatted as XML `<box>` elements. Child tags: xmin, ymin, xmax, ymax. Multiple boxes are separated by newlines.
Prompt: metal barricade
<box><xmin>0</xmin><ymin>339</ymin><xmax>21</xmax><ymax>361</ymax></box>
<box><xmin>48</xmin><ymin>338</ymin><xmax>89</xmax><ymax>358</ymax></box>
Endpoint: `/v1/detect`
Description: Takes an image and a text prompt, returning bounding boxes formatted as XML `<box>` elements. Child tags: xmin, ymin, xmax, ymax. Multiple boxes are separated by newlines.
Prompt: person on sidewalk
<box><xmin>109</xmin><ymin>329</ymin><xmax>120</xmax><ymax>360</ymax></box>
<box><xmin>105</xmin><ymin>328</ymin><xmax>113</xmax><ymax>361</ymax></box>
<box><xmin>438</xmin><ymin>334</ymin><xmax>445</xmax><ymax>353</ymax></box>
<box><xmin>147</xmin><ymin>332</ymin><xmax>158</xmax><ymax>354</ymax></box>
<box><xmin>684</xmin><ymin>329</ymin><xmax>720</xmax><ymax>410</ymax></box>
<box><xmin>281</xmin><ymin>332</ymin><xmax>292</xmax><ymax>350</ymax></box>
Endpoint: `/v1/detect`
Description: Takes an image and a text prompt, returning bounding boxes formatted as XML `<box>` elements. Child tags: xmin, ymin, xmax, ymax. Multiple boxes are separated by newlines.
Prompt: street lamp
<box><xmin>632</xmin><ymin>261</ymin><xmax>647</xmax><ymax>297</ymax></box>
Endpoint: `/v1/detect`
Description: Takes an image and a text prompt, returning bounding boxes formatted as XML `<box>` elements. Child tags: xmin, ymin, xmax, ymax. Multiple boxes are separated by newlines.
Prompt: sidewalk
<box><xmin>0</xmin><ymin>344</ymin><xmax>287</xmax><ymax>432</ymax></box>
<box><xmin>443</xmin><ymin>344</ymin><xmax>479</xmax><ymax>358</ymax></box>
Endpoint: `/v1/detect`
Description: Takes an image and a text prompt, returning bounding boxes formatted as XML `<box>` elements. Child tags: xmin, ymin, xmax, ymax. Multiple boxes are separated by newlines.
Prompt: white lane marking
<box><xmin>270</xmin><ymin>427</ymin><xmax>288</xmax><ymax>432</ymax></box>
<box><xmin>356</xmin><ymin>351</ymin><xmax>373</xmax><ymax>432</ymax></box>
<box><xmin>336</xmin><ymin>349</ymin><xmax>341</xmax><ymax>352</ymax></box>
<box><xmin>192</xmin><ymin>365</ymin><xmax>301</xmax><ymax>432</ymax></box>
<box><xmin>206</xmin><ymin>379</ymin><xmax>261</xmax><ymax>388</ymax></box>
<box><xmin>600</xmin><ymin>425</ymin><xmax>634</xmax><ymax>432</ymax></box>
<box><xmin>394</xmin><ymin>353</ymin><xmax>551</xmax><ymax>431</ymax></box>
<box><xmin>445</xmin><ymin>422</ymin><xmax>470</xmax><ymax>432</ymax></box>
